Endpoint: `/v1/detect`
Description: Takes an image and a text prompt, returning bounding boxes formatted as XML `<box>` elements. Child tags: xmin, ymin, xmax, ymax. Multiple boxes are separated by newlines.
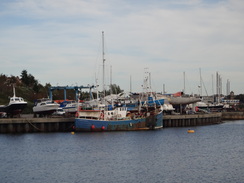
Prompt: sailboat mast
<box><xmin>183</xmin><ymin>71</ymin><xmax>185</xmax><ymax>93</ymax></box>
<box><xmin>130</xmin><ymin>75</ymin><xmax>132</xmax><ymax>93</ymax></box>
<box><xmin>110</xmin><ymin>65</ymin><xmax>112</xmax><ymax>94</ymax></box>
<box><xmin>102</xmin><ymin>31</ymin><xmax>105</xmax><ymax>99</ymax></box>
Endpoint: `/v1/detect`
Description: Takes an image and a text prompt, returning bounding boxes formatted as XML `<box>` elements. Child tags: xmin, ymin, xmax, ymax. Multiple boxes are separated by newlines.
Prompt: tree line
<box><xmin>0</xmin><ymin>70</ymin><xmax>124</xmax><ymax>112</ymax></box>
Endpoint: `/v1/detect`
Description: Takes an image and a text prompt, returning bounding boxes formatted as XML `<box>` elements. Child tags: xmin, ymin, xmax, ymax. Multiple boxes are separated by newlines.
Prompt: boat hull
<box><xmin>63</xmin><ymin>106</ymin><xmax>77</xmax><ymax>114</ymax></box>
<box><xmin>197</xmin><ymin>105</ymin><xmax>223</xmax><ymax>112</ymax></box>
<box><xmin>33</xmin><ymin>105</ymin><xmax>59</xmax><ymax>115</ymax></box>
<box><xmin>74</xmin><ymin>111</ymin><xmax>163</xmax><ymax>132</ymax></box>
<box><xmin>0</xmin><ymin>103</ymin><xmax>27</xmax><ymax>116</ymax></box>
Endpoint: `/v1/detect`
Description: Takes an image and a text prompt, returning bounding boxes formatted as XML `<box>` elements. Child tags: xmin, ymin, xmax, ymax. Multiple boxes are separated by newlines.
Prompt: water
<box><xmin>0</xmin><ymin>120</ymin><xmax>243</xmax><ymax>183</ymax></box>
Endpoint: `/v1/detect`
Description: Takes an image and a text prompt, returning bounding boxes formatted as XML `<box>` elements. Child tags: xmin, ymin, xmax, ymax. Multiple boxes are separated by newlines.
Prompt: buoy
<box><xmin>91</xmin><ymin>125</ymin><xmax>95</xmax><ymax>130</ymax></box>
<box><xmin>101</xmin><ymin>126</ymin><xmax>105</xmax><ymax>130</ymax></box>
<box><xmin>71</xmin><ymin>131</ymin><xmax>75</xmax><ymax>135</ymax></box>
<box><xmin>187</xmin><ymin>129</ymin><xmax>195</xmax><ymax>133</ymax></box>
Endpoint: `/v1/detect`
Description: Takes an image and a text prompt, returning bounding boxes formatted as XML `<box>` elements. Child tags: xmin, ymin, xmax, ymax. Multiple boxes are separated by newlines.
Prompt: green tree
<box><xmin>20</xmin><ymin>69</ymin><xmax>37</xmax><ymax>87</ymax></box>
<box><xmin>235</xmin><ymin>94</ymin><xmax>244</xmax><ymax>103</ymax></box>
<box><xmin>20</xmin><ymin>69</ymin><xmax>41</xmax><ymax>93</ymax></box>
<box><xmin>20</xmin><ymin>70</ymin><xmax>29</xmax><ymax>86</ymax></box>
<box><xmin>108</xmin><ymin>84</ymin><xmax>123</xmax><ymax>94</ymax></box>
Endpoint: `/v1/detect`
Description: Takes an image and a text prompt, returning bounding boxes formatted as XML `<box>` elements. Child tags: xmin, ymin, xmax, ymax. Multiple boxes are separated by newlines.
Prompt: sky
<box><xmin>0</xmin><ymin>0</ymin><xmax>244</xmax><ymax>95</ymax></box>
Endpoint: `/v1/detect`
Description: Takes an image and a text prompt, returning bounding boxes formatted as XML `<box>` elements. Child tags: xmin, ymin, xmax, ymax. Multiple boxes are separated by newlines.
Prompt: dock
<box><xmin>0</xmin><ymin>117</ymin><xmax>74</xmax><ymax>133</ymax></box>
<box><xmin>0</xmin><ymin>113</ymin><xmax>225</xmax><ymax>133</ymax></box>
<box><xmin>163</xmin><ymin>113</ymin><xmax>222</xmax><ymax>127</ymax></box>
<box><xmin>221</xmin><ymin>111</ymin><xmax>244</xmax><ymax>120</ymax></box>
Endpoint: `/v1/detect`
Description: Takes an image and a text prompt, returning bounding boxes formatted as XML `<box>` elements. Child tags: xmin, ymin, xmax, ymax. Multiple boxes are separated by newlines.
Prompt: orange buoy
<box><xmin>187</xmin><ymin>129</ymin><xmax>195</xmax><ymax>133</ymax></box>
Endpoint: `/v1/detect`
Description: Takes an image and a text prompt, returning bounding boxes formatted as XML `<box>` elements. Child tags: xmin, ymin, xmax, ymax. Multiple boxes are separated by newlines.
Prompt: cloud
<box><xmin>0</xmin><ymin>0</ymin><xmax>243</xmax><ymax>95</ymax></box>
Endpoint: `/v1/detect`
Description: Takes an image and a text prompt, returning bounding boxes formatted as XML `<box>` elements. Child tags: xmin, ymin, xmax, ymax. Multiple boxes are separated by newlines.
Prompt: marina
<box><xmin>1</xmin><ymin>1</ymin><xmax>243</xmax><ymax>182</ymax></box>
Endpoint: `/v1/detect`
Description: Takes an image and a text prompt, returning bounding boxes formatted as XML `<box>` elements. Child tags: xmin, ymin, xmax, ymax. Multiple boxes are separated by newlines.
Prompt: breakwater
<box><xmin>0</xmin><ymin>113</ymin><xmax>223</xmax><ymax>133</ymax></box>
<box><xmin>163</xmin><ymin>113</ymin><xmax>222</xmax><ymax>127</ymax></box>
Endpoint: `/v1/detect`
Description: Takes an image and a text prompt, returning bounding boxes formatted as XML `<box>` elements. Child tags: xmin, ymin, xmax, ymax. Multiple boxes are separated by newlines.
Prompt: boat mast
<box><xmin>199</xmin><ymin>68</ymin><xmax>202</xmax><ymax>96</ymax></box>
<box><xmin>95</xmin><ymin>73</ymin><xmax>99</xmax><ymax>100</ymax></box>
<box><xmin>102</xmin><ymin>31</ymin><xmax>105</xmax><ymax>100</ymax></box>
<box><xmin>183</xmin><ymin>71</ymin><xmax>185</xmax><ymax>94</ymax></box>
<box><xmin>130</xmin><ymin>75</ymin><xmax>132</xmax><ymax>93</ymax></box>
<box><xmin>110</xmin><ymin>65</ymin><xmax>112</xmax><ymax>94</ymax></box>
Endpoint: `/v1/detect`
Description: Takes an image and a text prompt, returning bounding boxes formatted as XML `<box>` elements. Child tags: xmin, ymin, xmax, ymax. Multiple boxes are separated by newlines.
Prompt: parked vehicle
<box><xmin>53</xmin><ymin>108</ymin><xmax>65</xmax><ymax>116</ymax></box>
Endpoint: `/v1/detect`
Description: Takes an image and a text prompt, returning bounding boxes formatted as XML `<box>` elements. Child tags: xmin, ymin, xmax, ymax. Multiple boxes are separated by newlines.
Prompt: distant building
<box><xmin>222</xmin><ymin>91</ymin><xmax>239</xmax><ymax>106</ymax></box>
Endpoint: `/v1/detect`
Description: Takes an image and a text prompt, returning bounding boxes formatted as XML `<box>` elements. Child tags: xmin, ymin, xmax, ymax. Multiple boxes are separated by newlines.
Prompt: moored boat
<box><xmin>75</xmin><ymin>105</ymin><xmax>163</xmax><ymax>132</ymax></box>
<box><xmin>74</xmin><ymin>31</ymin><xmax>163</xmax><ymax>132</ymax></box>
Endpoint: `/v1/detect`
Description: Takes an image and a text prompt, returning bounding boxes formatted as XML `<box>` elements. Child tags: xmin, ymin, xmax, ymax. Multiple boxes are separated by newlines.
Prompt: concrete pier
<box><xmin>163</xmin><ymin>113</ymin><xmax>222</xmax><ymax>127</ymax></box>
<box><xmin>0</xmin><ymin>117</ymin><xmax>74</xmax><ymax>133</ymax></box>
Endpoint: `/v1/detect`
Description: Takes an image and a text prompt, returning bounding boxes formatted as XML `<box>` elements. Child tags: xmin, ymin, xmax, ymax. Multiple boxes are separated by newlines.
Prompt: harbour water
<box><xmin>0</xmin><ymin>120</ymin><xmax>243</xmax><ymax>183</ymax></box>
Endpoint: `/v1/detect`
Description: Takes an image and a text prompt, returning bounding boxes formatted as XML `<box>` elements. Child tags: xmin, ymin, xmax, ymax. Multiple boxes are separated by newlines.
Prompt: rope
<box><xmin>27</xmin><ymin>120</ymin><xmax>43</xmax><ymax>132</ymax></box>
<box><xmin>26</xmin><ymin>120</ymin><xmax>74</xmax><ymax>132</ymax></box>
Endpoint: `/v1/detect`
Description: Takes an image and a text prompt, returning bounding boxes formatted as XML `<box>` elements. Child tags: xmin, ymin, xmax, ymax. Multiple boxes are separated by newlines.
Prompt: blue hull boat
<box><xmin>74</xmin><ymin>110</ymin><xmax>163</xmax><ymax>132</ymax></box>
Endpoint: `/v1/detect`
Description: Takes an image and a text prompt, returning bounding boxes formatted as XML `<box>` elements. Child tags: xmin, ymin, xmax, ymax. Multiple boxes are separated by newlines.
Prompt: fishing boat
<box><xmin>33</xmin><ymin>98</ymin><xmax>59</xmax><ymax>117</ymax></box>
<box><xmin>75</xmin><ymin>105</ymin><xmax>163</xmax><ymax>132</ymax></box>
<box><xmin>74</xmin><ymin>32</ymin><xmax>163</xmax><ymax>132</ymax></box>
<box><xmin>0</xmin><ymin>86</ymin><xmax>27</xmax><ymax>117</ymax></box>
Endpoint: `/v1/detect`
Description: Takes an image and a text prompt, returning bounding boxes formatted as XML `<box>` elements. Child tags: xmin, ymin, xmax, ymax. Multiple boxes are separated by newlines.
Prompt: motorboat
<box><xmin>0</xmin><ymin>86</ymin><xmax>27</xmax><ymax>117</ymax></box>
<box><xmin>62</xmin><ymin>100</ymin><xmax>78</xmax><ymax>114</ymax></box>
<box><xmin>33</xmin><ymin>98</ymin><xmax>59</xmax><ymax>117</ymax></box>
